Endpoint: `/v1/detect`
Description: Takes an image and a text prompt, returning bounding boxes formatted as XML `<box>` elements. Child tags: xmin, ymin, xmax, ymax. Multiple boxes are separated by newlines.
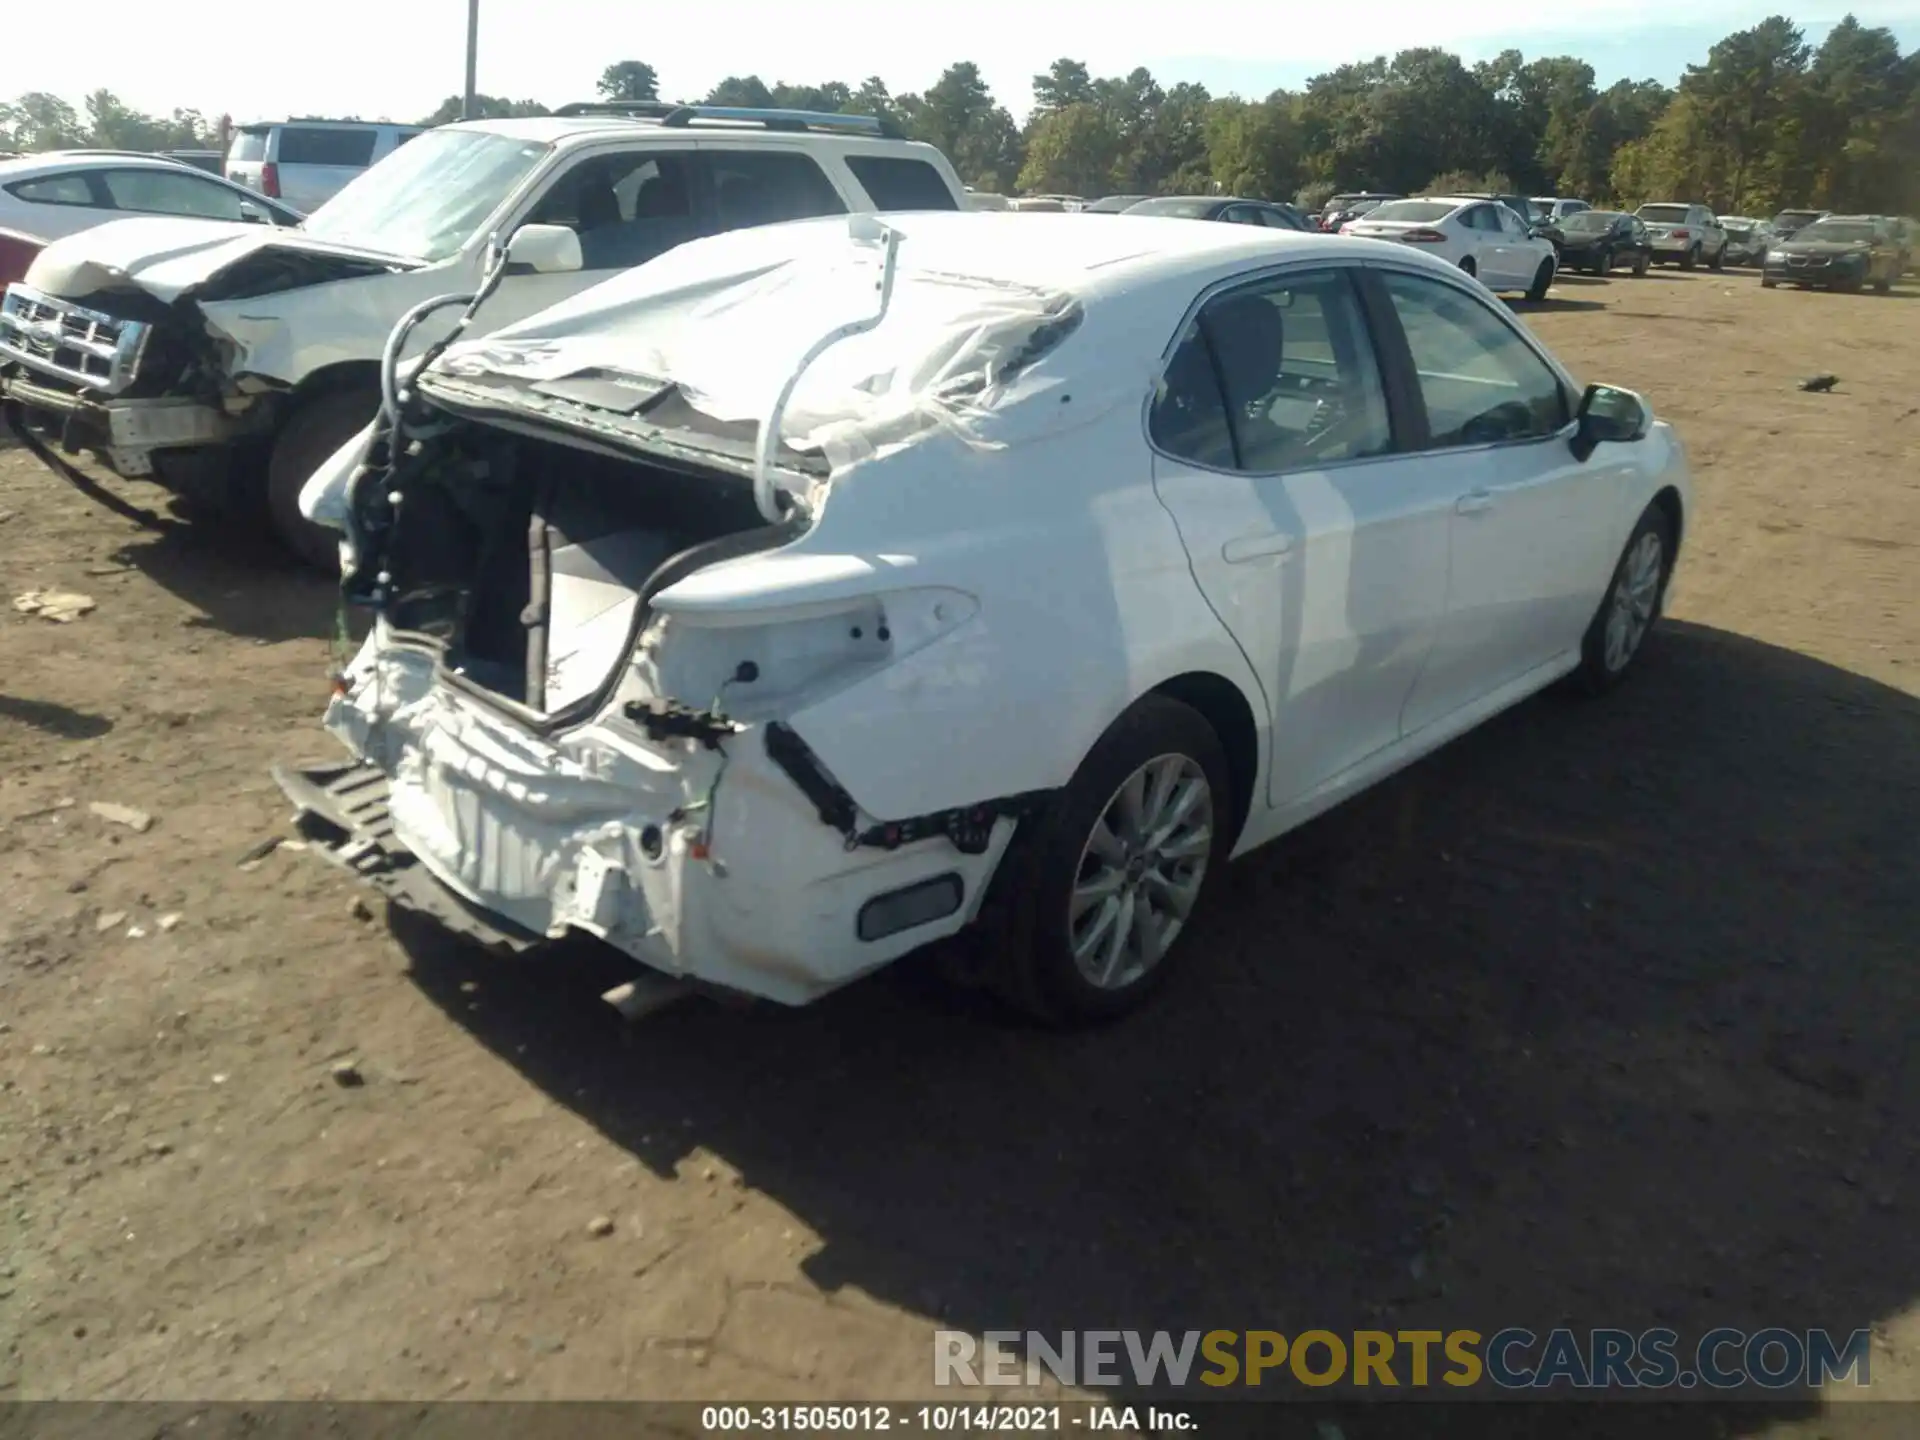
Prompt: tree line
<box><xmin>5</xmin><ymin>15</ymin><xmax>1915</xmax><ymax>216</ymax></box>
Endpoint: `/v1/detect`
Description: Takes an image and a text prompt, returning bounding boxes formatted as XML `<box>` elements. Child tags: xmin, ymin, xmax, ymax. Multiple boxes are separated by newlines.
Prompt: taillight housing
<box><xmin>1400</xmin><ymin>228</ymin><xmax>1449</xmax><ymax>243</ymax></box>
<box><xmin>1671</xmin><ymin>227</ymin><xmax>1689</xmax><ymax>238</ymax></box>
<box><xmin>261</xmin><ymin>162</ymin><xmax>282</xmax><ymax>199</ymax></box>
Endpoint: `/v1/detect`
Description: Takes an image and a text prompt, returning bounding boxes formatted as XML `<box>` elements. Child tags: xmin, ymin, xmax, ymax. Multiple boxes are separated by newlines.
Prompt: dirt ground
<box><xmin>2</xmin><ymin>264</ymin><xmax>1918</xmax><ymax>1435</ymax></box>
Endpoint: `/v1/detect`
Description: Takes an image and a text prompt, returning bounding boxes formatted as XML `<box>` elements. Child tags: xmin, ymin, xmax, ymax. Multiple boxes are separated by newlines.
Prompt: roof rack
<box><xmin>554</xmin><ymin>99</ymin><xmax>905</xmax><ymax>140</ymax></box>
<box><xmin>552</xmin><ymin>100</ymin><xmax>680</xmax><ymax>119</ymax></box>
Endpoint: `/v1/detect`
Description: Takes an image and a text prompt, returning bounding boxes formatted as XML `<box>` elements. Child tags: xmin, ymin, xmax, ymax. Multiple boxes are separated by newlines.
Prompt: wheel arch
<box><xmin>288</xmin><ymin>360</ymin><xmax>382</xmax><ymax>414</ymax></box>
<box><xmin>1651</xmin><ymin>483</ymin><xmax>1684</xmax><ymax>556</ymax></box>
<box><xmin>1146</xmin><ymin>669</ymin><xmax>1260</xmax><ymax>845</ymax></box>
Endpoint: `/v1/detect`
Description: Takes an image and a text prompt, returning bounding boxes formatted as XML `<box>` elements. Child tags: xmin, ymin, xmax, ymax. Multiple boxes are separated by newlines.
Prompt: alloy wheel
<box><xmin>1604</xmin><ymin>531</ymin><xmax>1664</xmax><ymax>673</ymax></box>
<box><xmin>1068</xmin><ymin>754</ymin><xmax>1214</xmax><ymax>991</ymax></box>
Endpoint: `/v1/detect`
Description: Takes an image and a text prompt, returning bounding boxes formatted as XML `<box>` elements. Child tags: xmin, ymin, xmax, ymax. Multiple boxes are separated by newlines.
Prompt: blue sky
<box><xmin>12</xmin><ymin>1</ymin><xmax>1920</xmax><ymax>126</ymax></box>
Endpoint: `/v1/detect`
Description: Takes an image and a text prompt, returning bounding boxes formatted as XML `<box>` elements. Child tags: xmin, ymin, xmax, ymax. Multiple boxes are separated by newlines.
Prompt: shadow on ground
<box><xmin>0</xmin><ymin>693</ymin><xmax>113</xmax><ymax>740</ymax></box>
<box><xmin>398</xmin><ymin>621</ymin><xmax>1920</xmax><ymax>1431</ymax></box>
<box><xmin>103</xmin><ymin>511</ymin><xmax>338</xmax><ymax>643</ymax></box>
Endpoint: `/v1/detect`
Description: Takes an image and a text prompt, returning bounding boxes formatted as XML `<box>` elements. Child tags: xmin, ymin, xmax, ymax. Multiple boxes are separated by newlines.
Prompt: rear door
<box><xmin>274</xmin><ymin>126</ymin><xmax>380</xmax><ymax>212</ymax></box>
<box><xmin>1149</xmin><ymin>265</ymin><xmax>1454</xmax><ymax>807</ymax></box>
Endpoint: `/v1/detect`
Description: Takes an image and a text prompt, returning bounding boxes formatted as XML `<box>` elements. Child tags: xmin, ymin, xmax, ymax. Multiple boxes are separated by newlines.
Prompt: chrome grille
<box><xmin>0</xmin><ymin>284</ymin><xmax>151</xmax><ymax>395</ymax></box>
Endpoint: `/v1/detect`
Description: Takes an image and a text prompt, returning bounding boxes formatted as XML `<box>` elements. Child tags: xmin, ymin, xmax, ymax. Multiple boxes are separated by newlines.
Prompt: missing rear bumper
<box><xmin>273</xmin><ymin>758</ymin><xmax>545</xmax><ymax>953</ymax></box>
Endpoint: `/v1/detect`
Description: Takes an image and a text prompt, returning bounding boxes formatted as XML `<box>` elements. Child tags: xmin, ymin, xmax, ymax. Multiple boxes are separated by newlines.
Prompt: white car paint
<box><xmin>0</xmin><ymin>151</ymin><xmax>301</xmax><ymax>243</ymax></box>
<box><xmin>291</xmin><ymin>212</ymin><xmax>1691</xmax><ymax>1015</ymax></box>
<box><xmin>1345</xmin><ymin>196</ymin><xmax>1558</xmax><ymax>295</ymax></box>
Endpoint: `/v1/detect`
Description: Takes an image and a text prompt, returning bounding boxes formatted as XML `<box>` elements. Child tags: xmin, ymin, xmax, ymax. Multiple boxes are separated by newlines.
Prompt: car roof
<box><xmin>237</xmin><ymin>118</ymin><xmax>412</xmax><ymax>130</ymax></box>
<box><xmin>451</xmin><ymin>111</ymin><xmax>938</xmax><ymax>153</ymax></box>
<box><xmin>0</xmin><ymin>150</ymin><xmax>204</xmax><ymax>179</ymax></box>
<box><xmin>686</xmin><ymin>211</ymin><xmax>1457</xmax><ymax>301</ymax></box>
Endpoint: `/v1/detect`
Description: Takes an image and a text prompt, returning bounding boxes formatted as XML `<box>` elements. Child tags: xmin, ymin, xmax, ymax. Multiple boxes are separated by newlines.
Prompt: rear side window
<box><xmin>706</xmin><ymin>151</ymin><xmax>846</xmax><ymax>230</ymax></box>
<box><xmin>1150</xmin><ymin>321</ymin><xmax>1237</xmax><ymax>469</ymax></box>
<box><xmin>1152</xmin><ymin>270</ymin><xmax>1390</xmax><ymax>472</ymax></box>
<box><xmin>843</xmin><ymin>155</ymin><xmax>958</xmax><ymax>212</ymax></box>
<box><xmin>6</xmin><ymin>174</ymin><xmax>95</xmax><ymax>206</ymax></box>
<box><xmin>1382</xmin><ymin>271</ymin><xmax>1569</xmax><ymax>447</ymax></box>
<box><xmin>228</xmin><ymin>129</ymin><xmax>269</xmax><ymax>163</ymax></box>
<box><xmin>278</xmin><ymin>128</ymin><xmax>378</xmax><ymax>167</ymax></box>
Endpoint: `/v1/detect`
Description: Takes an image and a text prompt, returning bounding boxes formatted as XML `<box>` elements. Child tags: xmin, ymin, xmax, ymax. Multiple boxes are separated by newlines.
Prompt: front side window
<box><xmin>7</xmin><ymin>173</ymin><xmax>95</xmax><ymax>206</ymax></box>
<box><xmin>99</xmin><ymin>169</ymin><xmax>248</xmax><ymax>220</ymax></box>
<box><xmin>527</xmin><ymin>149</ymin><xmax>700</xmax><ymax>269</ymax></box>
<box><xmin>1152</xmin><ymin>269</ymin><xmax>1391</xmax><ymax>473</ymax></box>
<box><xmin>1382</xmin><ymin>271</ymin><xmax>1569</xmax><ymax>448</ymax></box>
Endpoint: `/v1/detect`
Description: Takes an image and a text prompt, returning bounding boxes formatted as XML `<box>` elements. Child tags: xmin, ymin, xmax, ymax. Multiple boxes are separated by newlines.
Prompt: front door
<box><xmin>1379</xmin><ymin>269</ymin><xmax>1625</xmax><ymax>734</ymax></box>
<box><xmin>1148</xmin><ymin>266</ymin><xmax>1453</xmax><ymax>808</ymax></box>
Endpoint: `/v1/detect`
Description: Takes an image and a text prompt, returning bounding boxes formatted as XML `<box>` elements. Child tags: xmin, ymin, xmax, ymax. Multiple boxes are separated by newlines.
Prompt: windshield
<box><xmin>1638</xmin><ymin>205</ymin><xmax>1690</xmax><ymax>224</ymax></box>
<box><xmin>1367</xmin><ymin>200</ymin><xmax>1455</xmax><ymax>224</ymax></box>
<box><xmin>1797</xmin><ymin>222</ymin><xmax>1875</xmax><ymax>244</ymax></box>
<box><xmin>1563</xmin><ymin>212</ymin><xmax>1619</xmax><ymax>233</ymax></box>
<box><xmin>1774</xmin><ymin>210</ymin><xmax>1821</xmax><ymax>225</ymax></box>
<box><xmin>303</xmin><ymin>129</ymin><xmax>551</xmax><ymax>262</ymax></box>
<box><xmin>1125</xmin><ymin>198</ymin><xmax>1216</xmax><ymax>218</ymax></box>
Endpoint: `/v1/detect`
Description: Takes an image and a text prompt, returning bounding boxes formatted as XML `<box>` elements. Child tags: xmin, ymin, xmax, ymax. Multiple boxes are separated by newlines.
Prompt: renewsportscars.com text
<box><xmin>935</xmin><ymin>1327</ymin><xmax>1872</xmax><ymax>1391</ymax></box>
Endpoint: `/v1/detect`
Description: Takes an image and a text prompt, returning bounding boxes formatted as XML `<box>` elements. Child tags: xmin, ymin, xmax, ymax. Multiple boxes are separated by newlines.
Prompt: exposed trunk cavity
<box><xmin>361</xmin><ymin>422</ymin><xmax>797</xmax><ymax>720</ymax></box>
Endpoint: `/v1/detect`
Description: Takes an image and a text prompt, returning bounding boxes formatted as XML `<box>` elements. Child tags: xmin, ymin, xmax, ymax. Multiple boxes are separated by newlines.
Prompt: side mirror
<box><xmin>238</xmin><ymin>201</ymin><xmax>267</xmax><ymax>225</ymax></box>
<box><xmin>504</xmin><ymin>223</ymin><xmax>584</xmax><ymax>275</ymax></box>
<box><xmin>1571</xmin><ymin>383</ymin><xmax>1650</xmax><ymax>462</ymax></box>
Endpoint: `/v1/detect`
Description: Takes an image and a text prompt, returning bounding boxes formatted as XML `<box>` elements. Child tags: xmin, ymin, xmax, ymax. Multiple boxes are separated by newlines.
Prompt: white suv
<box><xmin>1635</xmin><ymin>203</ymin><xmax>1727</xmax><ymax>270</ymax></box>
<box><xmin>0</xmin><ymin>104</ymin><xmax>966</xmax><ymax>565</ymax></box>
<box><xmin>224</xmin><ymin>120</ymin><xmax>423</xmax><ymax>213</ymax></box>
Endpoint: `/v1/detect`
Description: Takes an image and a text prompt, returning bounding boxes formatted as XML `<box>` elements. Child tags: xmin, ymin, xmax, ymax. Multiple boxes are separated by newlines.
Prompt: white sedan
<box><xmin>283</xmin><ymin>212</ymin><xmax>1689</xmax><ymax>1024</ymax></box>
<box><xmin>1344</xmin><ymin>196</ymin><xmax>1560</xmax><ymax>299</ymax></box>
<box><xmin>0</xmin><ymin>150</ymin><xmax>302</xmax><ymax>243</ymax></box>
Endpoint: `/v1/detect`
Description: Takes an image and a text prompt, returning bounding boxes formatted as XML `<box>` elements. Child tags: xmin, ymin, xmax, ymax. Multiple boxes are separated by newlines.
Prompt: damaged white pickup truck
<box><xmin>0</xmin><ymin>105</ymin><xmax>966</xmax><ymax>566</ymax></box>
<box><xmin>279</xmin><ymin>210</ymin><xmax>1691</xmax><ymax>1023</ymax></box>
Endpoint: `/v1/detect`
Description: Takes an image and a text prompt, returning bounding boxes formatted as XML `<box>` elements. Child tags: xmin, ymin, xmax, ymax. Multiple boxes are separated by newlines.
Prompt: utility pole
<box><xmin>462</xmin><ymin>0</ymin><xmax>480</xmax><ymax>120</ymax></box>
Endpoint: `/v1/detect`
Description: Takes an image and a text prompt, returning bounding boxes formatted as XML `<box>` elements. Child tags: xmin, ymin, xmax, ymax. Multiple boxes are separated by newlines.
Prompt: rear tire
<box><xmin>1526</xmin><ymin>259</ymin><xmax>1554</xmax><ymax>302</ymax></box>
<box><xmin>1573</xmin><ymin>504</ymin><xmax>1674</xmax><ymax>695</ymax></box>
<box><xmin>1458</xmin><ymin>255</ymin><xmax>1477</xmax><ymax>278</ymax></box>
<box><xmin>1761</xmin><ymin>275</ymin><xmax>1777</xmax><ymax>288</ymax></box>
<box><xmin>1633</xmin><ymin>250</ymin><xmax>1650</xmax><ymax>277</ymax></box>
<box><xmin>266</xmin><ymin>388</ymin><xmax>379</xmax><ymax>572</ymax></box>
<box><xmin>1708</xmin><ymin>243</ymin><xmax>1725</xmax><ymax>271</ymax></box>
<box><xmin>1591</xmin><ymin>247</ymin><xmax>1612</xmax><ymax>276</ymax></box>
<box><xmin>1681</xmin><ymin>244</ymin><xmax>1700</xmax><ymax>271</ymax></box>
<box><xmin>1873</xmin><ymin>276</ymin><xmax>1893</xmax><ymax>294</ymax></box>
<box><xmin>976</xmin><ymin>695</ymin><xmax>1234</xmax><ymax>1025</ymax></box>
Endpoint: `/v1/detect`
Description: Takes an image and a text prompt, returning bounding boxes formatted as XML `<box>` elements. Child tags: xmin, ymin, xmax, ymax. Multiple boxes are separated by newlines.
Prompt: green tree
<box><xmin>1205</xmin><ymin>95</ymin><xmax>1302</xmax><ymax>200</ymax></box>
<box><xmin>1031</xmin><ymin>59</ymin><xmax>1096</xmax><ymax>116</ymax></box>
<box><xmin>1682</xmin><ymin>16</ymin><xmax>1810</xmax><ymax>210</ymax></box>
<box><xmin>1017</xmin><ymin>102</ymin><xmax>1121</xmax><ymax>195</ymax></box>
<box><xmin>704</xmin><ymin>76</ymin><xmax>776</xmax><ymax>108</ymax></box>
<box><xmin>597</xmin><ymin>61</ymin><xmax>660</xmax><ymax>103</ymax></box>
<box><xmin>0</xmin><ymin>91</ymin><xmax>85</xmax><ymax>151</ymax></box>
<box><xmin>903</xmin><ymin>63</ymin><xmax>1022</xmax><ymax>191</ymax></box>
<box><xmin>843</xmin><ymin>77</ymin><xmax>898</xmax><ymax>122</ymax></box>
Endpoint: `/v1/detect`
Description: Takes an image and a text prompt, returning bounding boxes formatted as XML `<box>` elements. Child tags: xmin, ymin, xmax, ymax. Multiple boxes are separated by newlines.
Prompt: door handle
<box><xmin>1222</xmin><ymin>532</ymin><xmax>1296</xmax><ymax>563</ymax></box>
<box><xmin>1456</xmin><ymin>489</ymin><xmax>1496</xmax><ymax>516</ymax></box>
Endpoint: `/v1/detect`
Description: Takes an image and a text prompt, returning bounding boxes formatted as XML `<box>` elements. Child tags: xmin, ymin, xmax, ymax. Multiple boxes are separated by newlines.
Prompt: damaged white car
<box><xmin>279</xmin><ymin>211</ymin><xmax>1692</xmax><ymax>1023</ymax></box>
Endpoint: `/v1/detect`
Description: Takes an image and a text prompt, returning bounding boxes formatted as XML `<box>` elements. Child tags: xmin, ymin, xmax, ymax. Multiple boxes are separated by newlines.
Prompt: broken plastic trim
<box><xmin>763</xmin><ymin>721</ymin><xmax>1050</xmax><ymax>856</ymax></box>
